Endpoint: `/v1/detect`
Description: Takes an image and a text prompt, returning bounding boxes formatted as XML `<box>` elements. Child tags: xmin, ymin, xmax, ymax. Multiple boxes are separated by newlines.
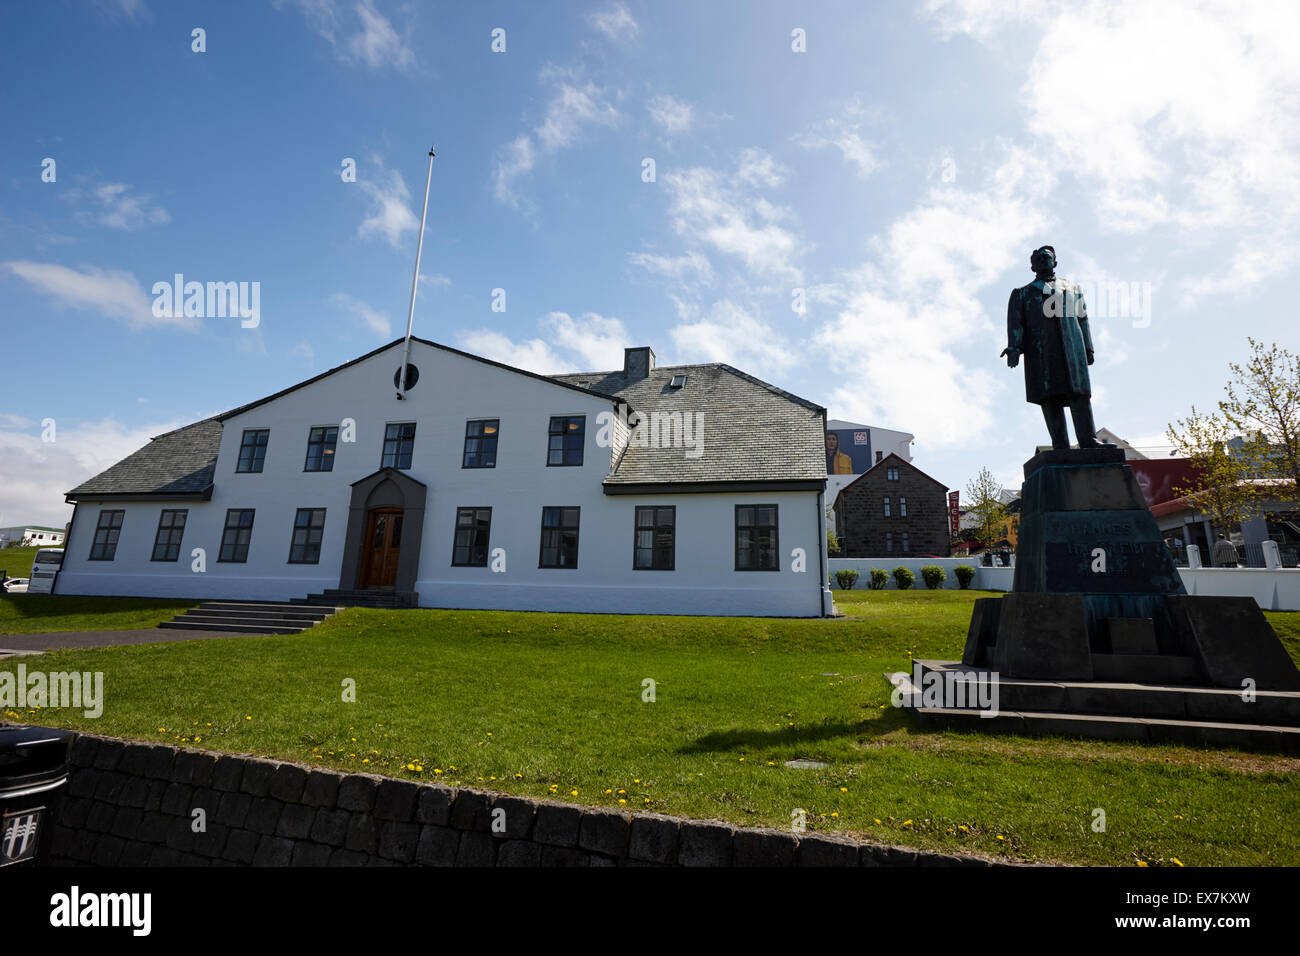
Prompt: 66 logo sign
<box><xmin>1</xmin><ymin>807</ymin><xmax>43</xmax><ymax>865</ymax></box>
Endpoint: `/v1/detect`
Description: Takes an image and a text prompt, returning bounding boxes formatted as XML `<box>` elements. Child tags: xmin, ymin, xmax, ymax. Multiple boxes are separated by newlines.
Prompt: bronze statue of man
<box><xmin>1002</xmin><ymin>245</ymin><xmax>1100</xmax><ymax>450</ymax></box>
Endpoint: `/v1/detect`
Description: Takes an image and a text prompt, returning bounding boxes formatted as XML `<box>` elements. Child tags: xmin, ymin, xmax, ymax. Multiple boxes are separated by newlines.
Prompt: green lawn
<box><xmin>0</xmin><ymin>545</ymin><xmax>46</xmax><ymax>580</ymax></box>
<box><xmin>3</xmin><ymin>589</ymin><xmax>1298</xmax><ymax>866</ymax></box>
<box><xmin>0</xmin><ymin>595</ymin><xmax>197</xmax><ymax>634</ymax></box>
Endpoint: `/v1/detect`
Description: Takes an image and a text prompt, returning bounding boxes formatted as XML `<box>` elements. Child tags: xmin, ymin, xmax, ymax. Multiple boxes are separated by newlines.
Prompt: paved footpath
<box><xmin>0</xmin><ymin>628</ymin><xmax>253</xmax><ymax>656</ymax></box>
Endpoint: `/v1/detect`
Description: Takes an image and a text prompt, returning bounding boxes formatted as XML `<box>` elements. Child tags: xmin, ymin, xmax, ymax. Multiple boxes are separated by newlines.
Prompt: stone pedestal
<box><xmin>962</xmin><ymin>447</ymin><xmax>1300</xmax><ymax>691</ymax></box>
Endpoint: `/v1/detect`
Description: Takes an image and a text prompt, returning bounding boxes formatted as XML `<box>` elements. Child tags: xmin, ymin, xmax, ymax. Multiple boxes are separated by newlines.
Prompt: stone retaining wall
<box><xmin>48</xmin><ymin>733</ymin><xmax>992</xmax><ymax>867</ymax></box>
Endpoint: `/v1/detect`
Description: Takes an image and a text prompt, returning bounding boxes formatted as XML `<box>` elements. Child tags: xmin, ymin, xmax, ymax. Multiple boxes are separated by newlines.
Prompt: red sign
<box><xmin>948</xmin><ymin>491</ymin><xmax>960</xmax><ymax>536</ymax></box>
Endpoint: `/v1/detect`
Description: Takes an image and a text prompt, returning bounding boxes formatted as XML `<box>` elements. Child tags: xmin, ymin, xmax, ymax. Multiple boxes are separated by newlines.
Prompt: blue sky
<box><xmin>3</xmin><ymin>0</ymin><xmax>1298</xmax><ymax>528</ymax></box>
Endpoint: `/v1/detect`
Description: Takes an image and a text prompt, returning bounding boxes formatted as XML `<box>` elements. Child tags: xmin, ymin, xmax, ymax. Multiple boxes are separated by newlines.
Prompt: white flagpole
<box><xmin>398</xmin><ymin>144</ymin><xmax>435</xmax><ymax>400</ymax></box>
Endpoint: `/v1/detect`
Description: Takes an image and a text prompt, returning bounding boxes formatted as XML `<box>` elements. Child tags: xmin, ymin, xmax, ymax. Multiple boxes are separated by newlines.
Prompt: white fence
<box><xmin>1179</xmin><ymin>568</ymin><xmax>1300</xmax><ymax>611</ymax></box>
<box><xmin>829</xmin><ymin>558</ymin><xmax>1300</xmax><ymax>610</ymax></box>
<box><xmin>828</xmin><ymin>557</ymin><xmax>1013</xmax><ymax>592</ymax></box>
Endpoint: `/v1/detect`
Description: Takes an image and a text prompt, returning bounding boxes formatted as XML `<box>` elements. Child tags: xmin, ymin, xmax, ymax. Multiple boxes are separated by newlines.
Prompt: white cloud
<box><xmin>588</xmin><ymin>3</ymin><xmax>638</xmax><ymax>42</ymax></box>
<box><xmin>281</xmin><ymin>0</ymin><xmax>414</xmax><ymax>71</ymax></box>
<box><xmin>357</xmin><ymin>155</ymin><xmax>419</xmax><ymax>249</ymax></box>
<box><xmin>494</xmin><ymin>136</ymin><xmax>536</xmax><ymax>207</ymax></box>
<box><xmin>735</xmin><ymin>147</ymin><xmax>788</xmax><ymax>188</ymax></box>
<box><xmin>290</xmin><ymin>341</ymin><xmax>316</xmax><ymax>366</ymax></box>
<box><xmin>419</xmin><ymin>272</ymin><xmax>452</xmax><ymax>287</ymax></box>
<box><xmin>93</xmin><ymin>0</ymin><xmax>147</xmax><ymax>19</ymax></box>
<box><xmin>540</xmin><ymin>311</ymin><xmax>631</xmax><ymax>370</ymax></box>
<box><xmin>648</xmin><ymin>94</ymin><xmax>694</xmax><ymax>135</ymax></box>
<box><xmin>669</xmin><ymin>300</ymin><xmax>798</xmax><ymax>376</ymax></box>
<box><xmin>456</xmin><ymin>312</ymin><xmax>632</xmax><ymax>374</ymax></box>
<box><xmin>456</xmin><ymin>330</ymin><xmax>564</xmax><ymax>375</ymax></box>
<box><xmin>495</xmin><ymin>73</ymin><xmax>621</xmax><ymax>206</ymax></box>
<box><xmin>794</xmin><ymin>101</ymin><xmax>881</xmax><ymax>180</ymax></box>
<box><xmin>627</xmin><ymin>250</ymin><xmax>713</xmax><ymax>286</ymax></box>
<box><xmin>926</xmin><ymin>0</ymin><xmax>1300</xmax><ymax>296</ymax></box>
<box><xmin>330</xmin><ymin>292</ymin><xmax>392</xmax><ymax>338</ymax></box>
<box><xmin>62</xmin><ymin>181</ymin><xmax>169</xmax><ymax>230</ymax></box>
<box><xmin>921</xmin><ymin>0</ymin><xmax>1056</xmax><ymax>41</ymax></box>
<box><xmin>663</xmin><ymin>151</ymin><xmax>802</xmax><ymax>286</ymax></box>
<box><xmin>0</xmin><ymin>415</ymin><xmax>193</xmax><ymax>529</ymax></box>
<box><xmin>3</xmin><ymin>260</ymin><xmax>195</xmax><ymax>330</ymax></box>
<box><xmin>535</xmin><ymin>78</ymin><xmax>621</xmax><ymax>152</ymax></box>
<box><xmin>812</xmin><ymin>146</ymin><xmax>1058</xmax><ymax>447</ymax></box>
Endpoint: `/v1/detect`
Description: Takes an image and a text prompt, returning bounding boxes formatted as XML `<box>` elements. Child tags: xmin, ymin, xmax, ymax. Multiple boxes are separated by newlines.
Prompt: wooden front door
<box><xmin>360</xmin><ymin>508</ymin><xmax>403</xmax><ymax>589</ymax></box>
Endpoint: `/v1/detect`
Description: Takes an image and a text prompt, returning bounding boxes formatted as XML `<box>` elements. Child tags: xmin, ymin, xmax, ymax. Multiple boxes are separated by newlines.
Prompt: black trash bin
<box><xmin>0</xmin><ymin>725</ymin><xmax>75</xmax><ymax>867</ymax></box>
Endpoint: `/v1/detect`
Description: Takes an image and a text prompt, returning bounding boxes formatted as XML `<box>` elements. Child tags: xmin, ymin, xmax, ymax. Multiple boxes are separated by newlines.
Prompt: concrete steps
<box><xmin>897</xmin><ymin>659</ymin><xmax>1300</xmax><ymax>753</ymax></box>
<box><xmin>159</xmin><ymin>601</ymin><xmax>339</xmax><ymax>635</ymax></box>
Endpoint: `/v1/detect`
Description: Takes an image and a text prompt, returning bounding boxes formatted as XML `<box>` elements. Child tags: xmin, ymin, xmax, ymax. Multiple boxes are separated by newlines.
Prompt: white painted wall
<box><xmin>1179</xmin><ymin>568</ymin><xmax>1300</xmax><ymax>612</ymax></box>
<box><xmin>828</xmin><ymin>557</ymin><xmax>1012</xmax><ymax>591</ymax></box>
<box><xmin>828</xmin><ymin>558</ymin><xmax>1300</xmax><ymax>611</ymax></box>
<box><xmin>56</xmin><ymin>341</ymin><xmax>829</xmax><ymax>617</ymax></box>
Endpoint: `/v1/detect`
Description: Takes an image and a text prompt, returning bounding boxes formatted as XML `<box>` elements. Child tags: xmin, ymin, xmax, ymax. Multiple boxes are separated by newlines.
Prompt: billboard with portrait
<box><xmin>824</xmin><ymin>428</ymin><xmax>874</xmax><ymax>475</ymax></box>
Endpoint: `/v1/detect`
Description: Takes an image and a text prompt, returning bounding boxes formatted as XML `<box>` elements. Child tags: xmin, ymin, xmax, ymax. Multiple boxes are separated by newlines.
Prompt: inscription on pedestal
<box><xmin>1041</xmin><ymin>510</ymin><xmax>1184</xmax><ymax>594</ymax></box>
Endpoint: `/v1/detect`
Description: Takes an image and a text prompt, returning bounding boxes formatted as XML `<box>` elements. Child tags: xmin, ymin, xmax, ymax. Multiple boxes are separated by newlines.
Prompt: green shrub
<box><xmin>892</xmin><ymin>566</ymin><xmax>915</xmax><ymax>590</ymax></box>
<box><xmin>920</xmin><ymin>565</ymin><xmax>946</xmax><ymax>589</ymax></box>
<box><xmin>954</xmin><ymin>565</ymin><xmax>976</xmax><ymax>589</ymax></box>
<box><xmin>869</xmin><ymin>568</ymin><xmax>889</xmax><ymax>590</ymax></box>
<box><xmin>835</xmin><ymin>568</ymin><xmax>860</xmax><ymax>590</ymax></box>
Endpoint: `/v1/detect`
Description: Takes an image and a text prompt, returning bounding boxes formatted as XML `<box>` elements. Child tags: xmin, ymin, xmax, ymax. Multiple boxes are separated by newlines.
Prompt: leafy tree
<box><xmin>825</xmin><ymin>505</ymin><xmax>841</xmax><ymax>554</ymax></box>
<box><xmin>1166</xmin><ymin>339</ymin><xmax>1300</xmax><ymax>527</ymax></box>
<box><xmin>965</xmin><ymin>466</ymin><xmax>1009</xmax><ymax>549</ymax></box>
<box><xmin>1220</xmin><ymin>338</ymin><xmax>1300</xmax><ymax>497</ymax></box>
<box><xmin>1165</xmin><ymin>406</ymin><xmax>1259</xmax><ymax>528</ymax></box>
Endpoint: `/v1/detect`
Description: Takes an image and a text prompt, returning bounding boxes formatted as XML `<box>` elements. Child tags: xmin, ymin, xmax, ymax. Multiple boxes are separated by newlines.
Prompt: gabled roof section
<box><xmin>216</xmin><ymin>337</ymin><xmax>622</xmax><ymax>423</ymax></box>
<box><xmin>65</xmin><ymin>418</ymin><xmax>221</xmax><ymax>500</ymax></box>
<box><xmin>551</xmin><ymin>362</ymin><xmax>827</xmax><ymax>487</ymax></box>
<box><xmin>64</xmin><ymin>338</ymin><xmax>624</xmax><ymax>500</ymax></box>
<box><xmin>838</xmin><ymin>452</ymin><xmax>948</xmax><ymax>495</ymax></box>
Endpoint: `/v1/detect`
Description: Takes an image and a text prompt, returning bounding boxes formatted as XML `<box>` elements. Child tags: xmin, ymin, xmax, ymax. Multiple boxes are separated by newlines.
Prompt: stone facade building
<box><xmin>833</xmin><ymin>454</ymin><xmax>949</xmax><ymax>557</ymax></box>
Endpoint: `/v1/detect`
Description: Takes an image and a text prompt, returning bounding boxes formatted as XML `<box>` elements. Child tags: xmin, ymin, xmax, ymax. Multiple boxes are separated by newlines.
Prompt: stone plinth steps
<box><xmin>895</xmin><ymin>659</ymin><xmax>1300</xmax><ymax>753</ymax></box>
<box><xmin>158</xmin><ymin>601</ymin><xmax>340</xmax><ymax>635</ymax></box>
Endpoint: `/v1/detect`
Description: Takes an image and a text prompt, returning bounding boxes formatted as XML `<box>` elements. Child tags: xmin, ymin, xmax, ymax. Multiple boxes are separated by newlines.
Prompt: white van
<box><xmin>26</xmin><ymin>548</ymin><xmax>63</xmax><ymax>594</ymax></box>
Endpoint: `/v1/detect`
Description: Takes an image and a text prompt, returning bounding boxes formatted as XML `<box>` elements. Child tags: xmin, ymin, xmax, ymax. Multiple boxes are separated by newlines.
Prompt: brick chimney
<box><xmin>623</xmin><ymin>346</ymin><xmax>656</xmax><ymax>381</ymax></box>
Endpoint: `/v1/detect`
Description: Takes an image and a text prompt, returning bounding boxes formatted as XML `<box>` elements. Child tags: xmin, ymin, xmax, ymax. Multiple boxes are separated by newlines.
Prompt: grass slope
<box><xmin>0</xmin><ymin>595</ymin><xmax>197</xmax><ymax>634</ymax></box>
<box><xmin>3</xmin><ymin>590</ymin><xmax>1298</xmax><ymax>866</ymax></box>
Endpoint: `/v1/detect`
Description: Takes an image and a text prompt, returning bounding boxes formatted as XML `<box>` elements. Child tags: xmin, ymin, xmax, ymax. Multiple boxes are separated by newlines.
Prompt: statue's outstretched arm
<box><xmin>1001</xmin><ymin>288</ymin><xmax>1023</xmax><ymax>367</ymax></box>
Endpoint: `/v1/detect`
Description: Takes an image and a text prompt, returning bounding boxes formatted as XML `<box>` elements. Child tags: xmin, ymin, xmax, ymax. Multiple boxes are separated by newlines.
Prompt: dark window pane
<box><xmin>219</xmin><ymin>509</ymin><xmax>255</xmax><ymax>562</ymax></box>
<box><xmin>382</xmin><ymin>423</ymin><xmax>416</xmax><ymax>469</ymax></box>
<box><xmin>451</xmin><ymin>507</ymin><xmax>492</xmax><ymax>566</ymax></box>
<box><xmin>634</xmin><ymin>506</ymin><xmax>675</xmax><ymax>570</ymax></box>
<box><xmin>539</xmin><ymin>507</ymin><xmax>580</xmax><ymax>568</ymax></box>
<box><xmin>735</xmin><ymin>504</ymin><xmax>779</xmax><ymax>571</ymax></box>
<box><xmin>546</xmin><ymin>416</ymin><xmax>584</xmax><ymax>466</ymax></box>
<box><xmin>463</xmin><ymin>420</ymin><xmax>500</xmax><ymax>468</ymax></box>
<box><xmin>237</xmin><ymin>429</ymin><xmax>269</xmax><ymax>473</ymax></box>
<box><xmin>151</xmin><ymin>509</ymin><xmax>187</xmax><ymax>562</ymax></box>
<box><xmin>289</xmin><ymin>508</ymin><xmax>325</xmax><ymax>563</ymax></box>
<box><xmin>90</xmin><ymin>509</ymin><xmax>125</xmax><ymax>560</ymax></box>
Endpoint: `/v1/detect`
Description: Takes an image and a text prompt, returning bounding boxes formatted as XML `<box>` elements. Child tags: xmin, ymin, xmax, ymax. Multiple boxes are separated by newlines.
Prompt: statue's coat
<box><xmin>1007</xmin><ymin>278</ymin><xmax>1094</xmax><ymax>405</ymax></box>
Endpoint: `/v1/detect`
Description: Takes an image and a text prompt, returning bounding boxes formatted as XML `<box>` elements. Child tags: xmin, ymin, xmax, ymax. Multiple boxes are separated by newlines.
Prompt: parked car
<box><xmin>3</xmin><ymin>578</ymin><xmax>29</xmax><ymax>594</ymax></box>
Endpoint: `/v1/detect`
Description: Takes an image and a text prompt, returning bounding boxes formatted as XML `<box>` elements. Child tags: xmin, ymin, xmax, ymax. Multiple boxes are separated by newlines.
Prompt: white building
<box><xmin>56</xmin><ymin>339</ymin><xmax>833</xmax><ymax>617</ymax></box>
<box><xmin>0</xmin><ymin>526</ymin><xmax>66</xmax><ymax>548</ymax></box>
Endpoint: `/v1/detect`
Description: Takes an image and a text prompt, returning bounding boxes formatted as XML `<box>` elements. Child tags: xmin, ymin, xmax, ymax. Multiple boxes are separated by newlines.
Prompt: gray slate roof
<box><xmin>65</xmin><ymin>419</ymin><xmax>221</xmax><ymax>499</ymax></box>
<box><xmin>551</xmin><ymin>363</ymin><xmax>827</xmax><ymax>487</ymax></box>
